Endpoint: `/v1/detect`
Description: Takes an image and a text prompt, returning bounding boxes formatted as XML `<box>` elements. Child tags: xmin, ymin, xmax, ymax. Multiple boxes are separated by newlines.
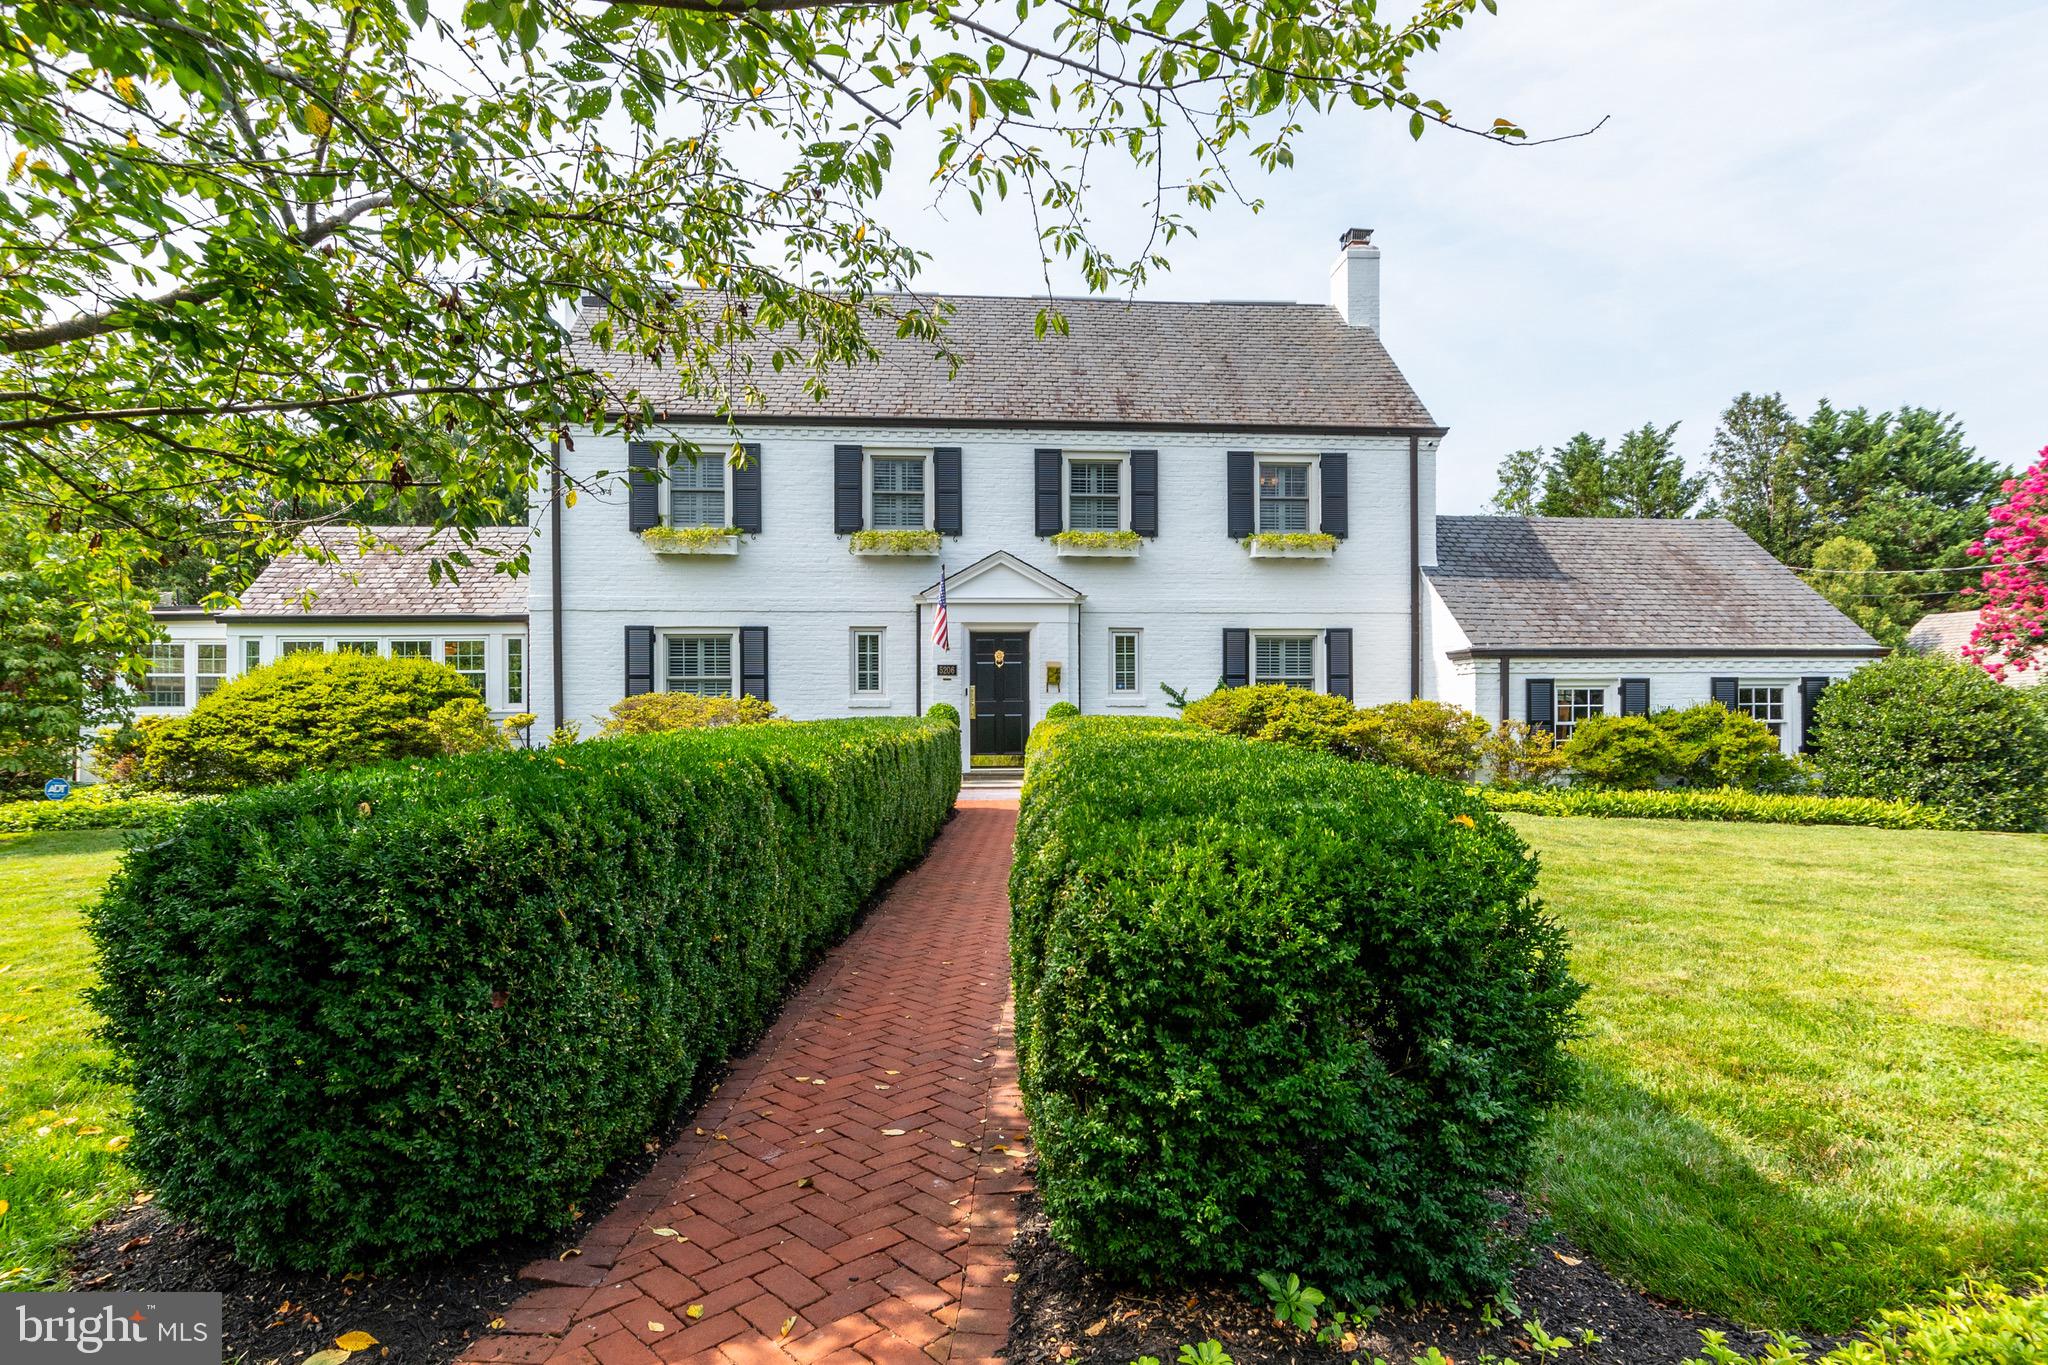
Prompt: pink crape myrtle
<box><xmin>1965</xmin><ymin>443</ymin><xmax>2048</xmax><ymax>681</ymax></box>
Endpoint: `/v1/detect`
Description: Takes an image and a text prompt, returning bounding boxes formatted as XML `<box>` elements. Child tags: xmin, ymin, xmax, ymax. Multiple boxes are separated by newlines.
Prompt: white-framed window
<box><xmin>1257</xmin><ymin>458</ymin><xmax>1313</xmax><ymax>533</ymax></box>
<box><xmin>851</xmin><ymin>628</ymin><xmax>884</xmax><ymax>697</ymax></box>
<box><xmin>143</xmin><ymin>642</ymin><xmax>186</xmax><ymax>707</ymax></box>
<box><xmin>389</xmin><ymin>639</ymin><xmax>434</xmax><ymax>659</ymax></box>
<box><xmin>280</xmin><ymin>639</ymin><xmax>324</xmax><ymax>656</ymax></box>
<box><xmin>1066</xmin><ymin>457</ymin><xmax>1125</xmax><ymax>531</ymax></box>
<box><xmin>665</xmin><ymin>633</ymin><xmax>734</xmax><ymax>696</ymax></box>
<box><xmin>1735</xmin><ymin>684</ymin><xmax>1787</xmax><ymax>739</ymax></box>
<box><xmin>196</xmin><ymin>642</ymin><xmax>227</xmax><ymax>699</ymax></box>
<box><xmin>669</xmin><ymin>454</ymin><xmax>728</xmax><ymax>529</ymax></box>
<box><xmin>443</xmin><ymin>638</ymin><xmax>487</xmax><ymax>693</ymax></box>
<box><xmin>1554</xmin><ymin>686</ymin><xmax>1607</xmax><ymax>740</ymax></box>
<box><xmin>1110</xmin><ymin>629</ymin><xmax>1140</xmax><ymax>695</ymax></box>
<box><xmin>868</xmin><ymin>451</ymin><xmax>930</xmax><ymax>530</ymax></box>
<box><xmin>506</xmin><ymin>638</ymin><xmax>525</xmax><ymax>706</ymax></box>
<box><xmin>335</xmin><ymin>639</ymin><xmax>379</xmax><ymax>656</ymax></box>
<box><xmin>241</xmin><ymin>638</ymin><xmax>262</xmax><ymax>674</ymax></box>
<box><xmin>1253</xmin><ymin>634</ymin><xmax>1317</xmax><ymax>690</ymax></box>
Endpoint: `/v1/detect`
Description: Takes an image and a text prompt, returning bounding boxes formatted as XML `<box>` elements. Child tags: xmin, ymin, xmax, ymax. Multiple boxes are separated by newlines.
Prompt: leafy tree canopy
<box><xmin>1488</xmin><ymin>422</ymin><xmax>1706</xmax><ymax>518</ymax></box>
<box><xmin>3</xmin><ymin>0</ymin><xmax>1542</xmax><ymax>652</ymax></box>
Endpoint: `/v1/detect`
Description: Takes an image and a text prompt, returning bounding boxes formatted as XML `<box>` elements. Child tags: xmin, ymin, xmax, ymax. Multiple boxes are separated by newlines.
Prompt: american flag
<box><xmin>932</xmin><ymin>565</ymin><xmax>951</xmax><ymax>651</ymax></box>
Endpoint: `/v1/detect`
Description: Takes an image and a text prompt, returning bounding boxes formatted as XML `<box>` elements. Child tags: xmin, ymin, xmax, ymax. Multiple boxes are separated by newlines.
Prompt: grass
<box><xmin>1508</xmin><ymin>814</ymin><xmax>2048</xmax><ymax>1334</ymax></box>
<box><xmin>0</xmin><ymin>829</ymin><xmax>136</xmax><ymax>1289</ymax></box>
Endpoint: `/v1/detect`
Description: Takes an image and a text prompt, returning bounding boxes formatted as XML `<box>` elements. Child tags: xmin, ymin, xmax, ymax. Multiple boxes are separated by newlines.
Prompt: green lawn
<box><xmin>0</xmin><ymin>829</ymin><xmax>136</xmax><ymax>1289</ymax></box>
<box><xmin>1510</xmin><ymin>814</ymin><xmax>2048</xmax><ymax>1335</ymax></box>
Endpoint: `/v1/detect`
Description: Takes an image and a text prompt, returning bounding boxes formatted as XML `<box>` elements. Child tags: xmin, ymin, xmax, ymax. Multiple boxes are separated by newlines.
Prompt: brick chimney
<box><xmin>1329</xmin><ymin>227</ymin><xmax>1380</xmax><ymax>333</ymax></box>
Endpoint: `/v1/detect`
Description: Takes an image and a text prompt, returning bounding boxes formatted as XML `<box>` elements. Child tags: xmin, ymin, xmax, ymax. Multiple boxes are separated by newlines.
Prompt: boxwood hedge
<box><xmin>88</xmin><ymin>716</ymin><xmax>958</xmax><ymax>1271</ymax></box>
<box><xmin>1011</xmin><ymin>716</ymin><xmax>1582</xmax><ymax>1301</ymax></box>
<box><xmin>1476</xmin><ymin>784</ymin><xmax>1955</xmax><ymax>829</ymax></box>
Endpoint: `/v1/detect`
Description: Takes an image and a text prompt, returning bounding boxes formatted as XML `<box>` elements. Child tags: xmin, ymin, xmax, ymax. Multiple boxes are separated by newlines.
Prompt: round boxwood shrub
<box><xmin>924</xmin><ymin>701</ymin><xmax>959</xmax><ymax>726</ymax></box>
<box><xmin>1011</xmin><ymin>717</ymin><xmax>1582</xmax><ymax>1302</ymax></box>
<box><xmin>1043</xmin><ymin>701</ymin><xmax>1080</xmax><ymax>721</ymax></box>
<box><xmin>1814</xmin><ymin>652</ymin><xmax>2048</xmax><ymax>831</ymax></box>
<box><xmin>135</xmin><ymin>651</ymin><xmax>502</xmax><ymax>792</ymax></box>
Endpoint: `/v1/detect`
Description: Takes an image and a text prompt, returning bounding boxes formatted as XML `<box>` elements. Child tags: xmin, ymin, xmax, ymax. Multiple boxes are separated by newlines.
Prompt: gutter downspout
<box><xmin>914</xmin><ymin>599</ymin><xmax>922</xmax><ymax>715</ymax></box>
<box><xmin>550</xmin><ymin>439</ymin><xmax>565</xmax><ymax>737</ymax></box>
<box><xmin>1498</xmin><ymin>656</ymin><xmax>1511</xmax><ymax>727</ymax></box>
<box><xmin>1409</xmin><ymin>435</ymin><xmax>1422</xmax><ymax>700</ymax></box>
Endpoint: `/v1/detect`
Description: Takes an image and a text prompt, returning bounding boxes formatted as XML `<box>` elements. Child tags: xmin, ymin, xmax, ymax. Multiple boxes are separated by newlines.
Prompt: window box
<box><xmin>1242</xmin><ymin>532</ymin><xmax>1338</xmax><ymax>559</ymax></box>
<box><xmin>848</xmin><ymin>529</ymin><xmax>942</xmax><ymax>557</ymax></box>
<box><xmin>642</xmin><ymin>527</ymin><xmax>743</xmax><ymax>556</ymax></box>
<box><xmin>1052</xmin><ymin>530</ymin><xmax>1141</xmax><ymax>559</ymax></box>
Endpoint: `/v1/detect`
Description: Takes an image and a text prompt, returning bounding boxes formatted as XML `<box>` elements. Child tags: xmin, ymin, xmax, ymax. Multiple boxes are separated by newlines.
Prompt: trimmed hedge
<box><xmin>1477</xmin><ymin>784</ymin><xmax>1957</xmax><ymax>829</ymax></box>
<box><xmin>1011</xmin><ymin>716</ymin><xmax>1582</xmax><ymax>1301</ymax></box>
<box><xmin>89</xmin><ymin>717</ymin><xmax>959</xmax><ymax>1271</ymax></box>
<box><xmin>0</xmin><ymin>784</ymin><xmax>199</xmax><ymax>833</ymax></box>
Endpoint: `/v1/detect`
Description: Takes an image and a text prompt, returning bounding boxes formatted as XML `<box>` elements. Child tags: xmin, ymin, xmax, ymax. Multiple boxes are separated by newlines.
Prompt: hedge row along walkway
<box><xmin>461</xmin><ymin>800</ymin><xmax>1027</xmax><ymax>1365</ymax></box>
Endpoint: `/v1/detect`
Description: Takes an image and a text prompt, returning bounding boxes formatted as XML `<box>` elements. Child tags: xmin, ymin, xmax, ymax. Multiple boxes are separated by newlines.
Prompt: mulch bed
<box><xmin>1006</xmin><ymin>1186</ymin><xmax>1830</xmax><ymax>1365</ymax></box>
<box><xmin>69</xmin><ymin>1099</ymin><xmax>698</xmax><ymax>1364</ymax></box>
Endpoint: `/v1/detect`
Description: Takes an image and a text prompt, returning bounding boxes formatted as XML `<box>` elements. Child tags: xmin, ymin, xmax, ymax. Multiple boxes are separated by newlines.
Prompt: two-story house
<box><xmin>136</xmin><ymin>228</ymin><xmax>1883</xmax><ymax>773</ymax></box>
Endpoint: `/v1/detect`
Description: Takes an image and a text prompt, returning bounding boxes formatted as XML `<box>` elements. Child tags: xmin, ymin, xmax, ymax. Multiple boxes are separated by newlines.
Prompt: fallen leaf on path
<box><xmin>335</xmin><ymin>1331</ymin><xmax>378</xmax><ymax>1351</ymax></box>
<box><xmin>648</xmin><ymin>1321</ymin><xmax>666</xmax><ymax>1332</ymax></box>
<box><xmin>880</xmin><ymin>1128</ymin><xmax>906</xmax><ymax>1136</ymax></box>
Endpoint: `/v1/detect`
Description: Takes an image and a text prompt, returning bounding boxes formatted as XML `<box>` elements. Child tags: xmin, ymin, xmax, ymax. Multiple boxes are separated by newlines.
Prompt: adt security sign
<box><xmin>43</xmin><ymin>777</ymin><xmax>71</xmax><ymax>801</ymax></box>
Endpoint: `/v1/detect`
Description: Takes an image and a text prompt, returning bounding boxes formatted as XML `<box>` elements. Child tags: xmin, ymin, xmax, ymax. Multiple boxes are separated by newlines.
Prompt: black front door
<box><xmin>970</xmin><ymin>632</ymin><xmax>1030</xmax><ymax>758</ymax></box>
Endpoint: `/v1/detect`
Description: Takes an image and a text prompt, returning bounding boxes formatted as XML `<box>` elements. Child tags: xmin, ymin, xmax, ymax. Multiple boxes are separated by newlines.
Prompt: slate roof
<box><xmin>231</xmin><ymin>526</ymin><xmax>530</xmax><ymax>618</ymax></box>
<box><xmin>568</xmin><ymin>293</ymin><xmax>1438</xmax><ymax>432</ymax></box>
<box><xmin>1427</xmin><ymin>516</ymin><xmax>1881</xmax><ymax>654</ymax></box>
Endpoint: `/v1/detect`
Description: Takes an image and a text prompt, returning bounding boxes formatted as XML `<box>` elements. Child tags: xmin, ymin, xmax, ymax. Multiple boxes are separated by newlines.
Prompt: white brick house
<box><xmin>139</xmin><ymin>229</ymin><xmax>1882</xmax><ymax>769</ymax></box>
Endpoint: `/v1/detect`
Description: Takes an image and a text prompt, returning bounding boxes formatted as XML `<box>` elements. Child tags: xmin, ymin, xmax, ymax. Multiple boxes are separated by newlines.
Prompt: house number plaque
<box><xmin>936</xmin><ymin>663</ymin><xmax>958</xmax><ymax>678</ymax></box>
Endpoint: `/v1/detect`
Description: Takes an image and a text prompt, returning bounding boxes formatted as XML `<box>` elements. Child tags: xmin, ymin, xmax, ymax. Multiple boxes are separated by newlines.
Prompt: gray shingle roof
<box><xmin>1905</xmin><ymin>609</ymin><xmax>1979</xmax><ymax>656</ymax></box>
<box><xmin>569</xmin><ymin>293</ymin><xmax>1437</xmax><ymax>432</ymax></box>
<box><xmin>1427</xmin><ymin>516</ymin><xmax>1881</xmax><ymax>654</ymax></box>
<box><xmin>231</xmin><ymin>526</ymin><xmax>530</xmax><ymax>618</ymax></box>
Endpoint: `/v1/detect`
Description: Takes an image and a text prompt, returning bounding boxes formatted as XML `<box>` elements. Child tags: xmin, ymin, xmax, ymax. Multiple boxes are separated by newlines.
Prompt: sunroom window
<box><xmin>1554</xmin><ymin>686</ymin><xmax>1606</xmax><ymax>740</ymax></box>
<box><xmin>1735</xmin><ymin>684</ymin><xmax>1786</xmax><ymax>738</ymax></box>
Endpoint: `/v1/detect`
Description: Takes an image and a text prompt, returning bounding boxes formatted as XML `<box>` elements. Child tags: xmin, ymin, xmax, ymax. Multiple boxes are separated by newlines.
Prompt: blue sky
<box><xmin>874</xmin><ymin>0</ymin><xmax>2048</xmax><ymax>512</ymax></box>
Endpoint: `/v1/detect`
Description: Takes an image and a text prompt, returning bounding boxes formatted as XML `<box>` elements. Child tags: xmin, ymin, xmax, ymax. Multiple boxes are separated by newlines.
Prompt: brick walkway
<box><xmin>461</xmin><ymin>800</ymin><xmax>1027</xmax><ymax>1365</ymax></box>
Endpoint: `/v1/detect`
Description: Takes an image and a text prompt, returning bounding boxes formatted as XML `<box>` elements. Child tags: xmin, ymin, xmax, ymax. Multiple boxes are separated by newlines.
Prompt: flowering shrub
<box><xmin>600</xmin><ymin>692</ymin><xmax>779</xmax><ymax>735</ymax></box>
<box><xmin>1964</xmin><ymin>443</ymin><xmax>2047</xmax><ymax>682</ymax></box>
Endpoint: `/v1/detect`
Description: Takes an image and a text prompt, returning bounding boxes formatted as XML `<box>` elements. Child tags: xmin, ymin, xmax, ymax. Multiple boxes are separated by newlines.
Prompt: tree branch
<box><xmin>2</xmin><ymin>194</ymin><xmax>393</xmax><ymax>356</ymax></box>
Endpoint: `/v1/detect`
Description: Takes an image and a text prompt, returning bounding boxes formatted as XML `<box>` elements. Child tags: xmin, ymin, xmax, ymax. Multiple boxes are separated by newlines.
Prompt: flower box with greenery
<box><xmin>1242</xmin><ymin>532</ymin><xmax>1338</xmax><ymax>559</ymax></box>
<box><xmin>1051</xmin><ymin>530</ymin><xmax>1141</xmax><ymax>558</ymax></box>
<box><xmin>640</xmin><ymin>526</ymin><xmax>743</xmax><ymax>556</ymax></box>
<box><xmin>848</xmin><ymin>529</ymin><xmax>942</xmax><ymax>556</ymax></box>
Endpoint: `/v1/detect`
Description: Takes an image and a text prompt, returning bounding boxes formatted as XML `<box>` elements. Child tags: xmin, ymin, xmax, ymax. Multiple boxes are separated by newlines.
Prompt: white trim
<box><xmin>664</xmin><ymin>450</ymin><xmax>733</xmax><ymax>530</ymax></box>
<box><xmin>1107</xmin><ymin>627</ymin><xmax>1142</xmax><ymax>701</ymax></box>
<box><xmin>849</xmin><ymin>626</ymin><xmax>887</xmax><ymax>703</ymax></box>
<box><xmin>864</xmin><ymin>447</ymin><xmax>933</xmax><ymax>532</ymax></box>
<box><xmin>1250</xmin><ymin>629</ymin><xmax>1323</xmax><ymax>691</ymax></box>
<box><xmin>1061</xmin><ymin>451</ymin><xmax>1130</xmax><ymax>533</ymax></box>
<box><xmin>658</xmin><ymin>628</ymin><xmax>740</xmax><ymax>697</ymax></box>
<box><xmin>914</xmin><ymin>550</ymin><xmax>1085</xmax><ymax>603</ymax></box>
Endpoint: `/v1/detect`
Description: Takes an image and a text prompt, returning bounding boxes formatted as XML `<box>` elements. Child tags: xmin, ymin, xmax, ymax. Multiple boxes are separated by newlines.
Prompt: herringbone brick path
<box><xmin>459</xmin><ymin>800</ymin><xmax>1027</xmax><ymax>1365</ymax></box>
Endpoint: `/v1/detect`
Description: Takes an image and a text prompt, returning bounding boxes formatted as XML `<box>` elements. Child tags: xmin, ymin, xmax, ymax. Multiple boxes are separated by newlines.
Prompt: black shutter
<box><xmin>1326</xmin><ymin>628</ymin><xmax>1354</xmax><ymax>700</ymax></box>
<box><xmin>934</xmin><ymin>447</ymin><xmax>963</xmax><ymax>536</ymax></box>
<box><xmin>1709</xmin><ymin>676</ymin><xmax>1739</xmax><ymax>711</ymax></box>
<box><xmin>625</xmin><ymin>626</ymin><xmax>655</xmax><ymax>696</ymax></box>
<box><xmin>628</xmin><ymin>441</ymin><xmax>661</xmax><ymax>532</ymax></box>
<box><xmin>1320</xmin><ymin>452</ymin><xmax>1349</xmax><ymax>538</ymax></box>
<box><xmin>1226</xmin><ymin>451</ymin><xmax>1254</xmax><ymax>538</ymax></box>
<box><xmin>1034</xmin><ymin>448</ymin><xmax>1063</xmax><ymax>536</ymax></box>
<box><xmin>1222</xmin><ymin>628</ymin><xmax>1250</xmax><ymax>688</ymax></box>
<box><xmin>1799</xmin><ymin>676</ymin><xmax>1831</xmax><ymax>753</ymax></box>
<box><xmin>834</xmin><ymin>445</ymin><xmax>863</xmax><ymax>533</ymax></box>
<box><xmin>1620</xmin><ymin>677</ymin><xmax>1650</xmax><ymax>716</ymax></box>
<box><xmin>1130</xmin><ymin>450</ymin><xmax>1159</xmax><ymax>537</ymax></box>
<box><xmin>731</xmin><ymin>443</ymin><xmax>762</xmax><ymax>534</ymax></box>
<box><xmin>739</xmin><ymin>627</ymin><xmax>768</xmax><ymax>701</ymax></box>
<box><xmin>1526</xmin><ymin>678</ymin><xmax>1556</xmax><ymax>735</ymax></box>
